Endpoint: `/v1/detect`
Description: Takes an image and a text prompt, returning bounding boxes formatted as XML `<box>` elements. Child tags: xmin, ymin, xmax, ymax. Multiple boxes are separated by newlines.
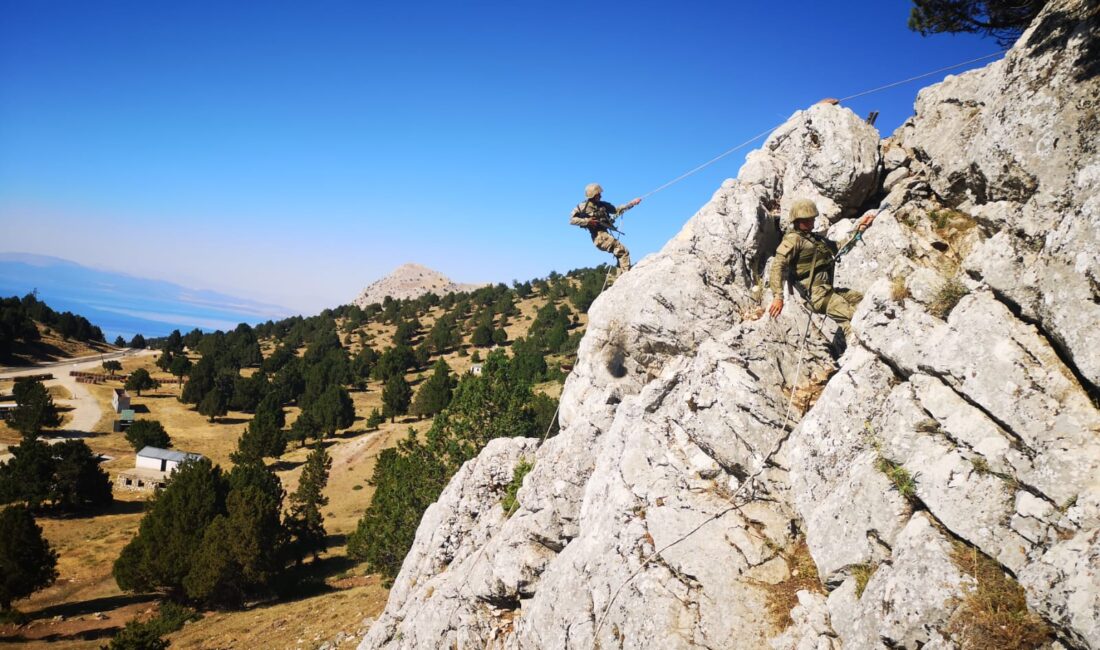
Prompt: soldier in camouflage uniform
<box><xmin>570</xmin><ymin>183</ymin><xmax>642</xmax><ymax>279</ymax></box>
<box><xmin>768</xmin><ymin>199</ymin><xmax>877</xmax><ymax>338</ymax></box>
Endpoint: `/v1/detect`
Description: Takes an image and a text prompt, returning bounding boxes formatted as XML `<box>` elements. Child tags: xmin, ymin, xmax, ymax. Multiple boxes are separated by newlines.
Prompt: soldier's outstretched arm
<box><xmin>615</xmin><ymin>197</ymin><xmax>642</xmax><ymax>215</ymax></box>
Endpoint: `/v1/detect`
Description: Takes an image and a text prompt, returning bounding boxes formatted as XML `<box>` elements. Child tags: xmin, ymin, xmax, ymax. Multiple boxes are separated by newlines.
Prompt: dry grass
<box><xmin>890</xmin><ymin>275</ymin><xmax>911</xmax><ymax>303</ymax></box>
<box><xmin>851</xmin><ymin>563</ymin><xmax>877</xmax><ymax>598</ymax></box>
<box><xmin>928</xmin><ymin>276</ymin><xmax>969</xmax><ymax>320</ymax></box>
<box><xmin>761</xmin><ymin>539</ymin><xmax>824</xmax><ymax>631</ymax></box>
<box><xmin>2</xmin><ymin>288</ymin><xmax>578</xmax><ymax>648</ymax></box>
<box><xmin>947</xmin><ymin>543</ymin><xmax>1051</xmax><ymax>649</ymax></box>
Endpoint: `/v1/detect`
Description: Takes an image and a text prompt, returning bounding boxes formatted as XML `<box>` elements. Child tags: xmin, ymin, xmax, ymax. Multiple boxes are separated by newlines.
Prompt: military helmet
<box><xmin>789</xmin><ymin>199</ymin><xmax>819</xmax><ymax>221</ymax></box>
<box><xmin>585</xmin><ymin>183</ymin><xmax>603</xmax><ymax>199</ymax></box>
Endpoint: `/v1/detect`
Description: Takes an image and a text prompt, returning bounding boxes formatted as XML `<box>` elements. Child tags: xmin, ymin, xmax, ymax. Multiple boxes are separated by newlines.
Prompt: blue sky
<box><xmin>0</xmin><ymin>1</ymin><xmax>1000</xmax><ymax>314</ymax></box>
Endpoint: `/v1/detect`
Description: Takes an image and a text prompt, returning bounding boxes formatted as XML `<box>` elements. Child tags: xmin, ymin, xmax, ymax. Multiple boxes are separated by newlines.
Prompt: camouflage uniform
<box><xmin>570</xmin><ymin>199</ymin><xmax>636</xmax><ymax>276</ymax></box>
<box><xmin>769</xmin><ymin>230</ymin><xmax>863</xmax><ymax>337</ymax></box>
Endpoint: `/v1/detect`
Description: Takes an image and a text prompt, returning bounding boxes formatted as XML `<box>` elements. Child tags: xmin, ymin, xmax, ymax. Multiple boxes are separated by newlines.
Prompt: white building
<box><xmin>117</xmin><ymin>446</ymin><xmax>204</xmax><ymax>492</ymax></box>
<box><xmin>112</xmin><ymin>388</ymin><xmax>131</xmax><ymax>413</ymax></box>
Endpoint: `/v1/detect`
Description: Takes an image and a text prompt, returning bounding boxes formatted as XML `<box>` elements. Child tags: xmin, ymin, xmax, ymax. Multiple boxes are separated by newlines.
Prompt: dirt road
<box><xmin>1</xmin><ymin>349</ymin><xmax>152</xmax><ymax>436</ymax></box>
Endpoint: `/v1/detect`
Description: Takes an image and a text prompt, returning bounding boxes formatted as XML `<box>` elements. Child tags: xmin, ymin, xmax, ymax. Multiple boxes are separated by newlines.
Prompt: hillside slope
<box><xmin>359</xmin><ymin>2</ymin><xmax>1099</xmax><ymax>648</ymax></box>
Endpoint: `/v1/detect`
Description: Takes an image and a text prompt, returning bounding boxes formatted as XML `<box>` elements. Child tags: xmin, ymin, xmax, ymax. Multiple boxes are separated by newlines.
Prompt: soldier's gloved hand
<box><xmin>768</xmin><ymin>298</ymin><xmax>784</xmax><ymax>318</ymax></box>
<box><xmin>857</xmin><ymin>211</ymin><xmax>877</xmax><ymax>232</ymax></box>
<box><xmin>629</xmin><ymin>198</ymin><xmax>641</xmax><ymax>207</ymax></box>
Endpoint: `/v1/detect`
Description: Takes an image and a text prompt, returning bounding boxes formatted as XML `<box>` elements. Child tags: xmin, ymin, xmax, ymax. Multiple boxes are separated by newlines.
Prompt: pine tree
<box><xmin>124</xmin><ymin>368</ymin><xmax>159</xmax><ymax>396</ymax></box>
<box><xmin>0</xmin><ymin>504</ymin><xmax>58</xmax><ymax>611</ymax></box>
<box><xmin>49</xmin><ymin>440</ymin><xmax>113</xmax><ymax>512</ymax></box>
<box><xmin>102</xmin><ymin>359</ymin><xmax>123</xmax><ymax>375</ymax></box>
<box><xmin>125</xmin><ymin>420</ymin><xmax>171</xmax><ymax>451</ymax></box>
<box><xmin>113</xmin><ymin>335</ymin><xmax>126</xmax><ymax>347</ymax></box>
<box><xmin>382</xmin><ymin>374</ymin><xmax>412</xmax><ymax>423</ymax></box>
<box><xmin>184</xmin><ymin>462</ymin><xmax>285</xmax><ymax>607</ymax></box>
<box><xmin>9</xmin><ymin>379</ymin><xmax>61</xmax><ymax>438</ymax></box>
<box><xmin>285</xmin><ymin>443</ymin><xmax>331</xmax><ymax>564</ymax></box>
<box><xmin>310</xmin><ymin>385</ymin><xmax>355</xmax><ymax>437</ymax></box>
<box><xmin>114</xmin><ymin>459</ymin><xmax>228</xmax><ymax>596</ymax></box>
<box><xmin>410</xmin><ymin>360</ymin><xmax>456</xmax><ymax>419</ymax></box>
<box><xmin>471</xmin><ymin>323</ymin><xmax>493</xmax><ymax>348</ymax></box>
<box><xmin>155</xmin><ymin>350</ymin><xmax>173</xmax><ymax>372</ymax></box>
<box><xmin>233</xmin><ymin>409</ymin><xmax>286</xmax><ymax>462</ymax></box>
<box><xmin>198</xmin><ymin>389</ymin><xmax>228</xmax><ymax>423</ymax></box>
<box><xmin>129</xmin><ymin>334</ymin><xmax>147</xmax><ymax>349</ymax></box>
<box><xmin>0</xmin><ymin>436</ymin><xmax>54</xmax><ymax>510</ymax></box>
<box><xmin>908</xmin><ymin>0</ymin><xmax>1045</xmax><ymax>45</ymax></box>
<box><xmin>366</xmin><ymin>408</ymin><xmax>384</xmax><ymax>430</ymax></box>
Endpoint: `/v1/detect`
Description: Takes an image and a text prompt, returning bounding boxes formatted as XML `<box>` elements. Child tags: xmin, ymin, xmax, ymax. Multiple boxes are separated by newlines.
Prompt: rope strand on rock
<box><xmin>634</xmin><ymin>50</ymin><xmax>1005</xmax><ymax>201</ymax></box>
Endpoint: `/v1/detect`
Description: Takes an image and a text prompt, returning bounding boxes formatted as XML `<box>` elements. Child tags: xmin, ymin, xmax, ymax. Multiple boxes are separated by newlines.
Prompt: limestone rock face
<box><xmin>359</xmin><ymin>2</ymin><xmax>1100</xmax><ymax>648</ymax></box>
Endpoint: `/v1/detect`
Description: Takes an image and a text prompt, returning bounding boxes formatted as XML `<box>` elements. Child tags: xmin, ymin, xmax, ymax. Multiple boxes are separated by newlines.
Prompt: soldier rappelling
<box><xmin>570</xmin><ymin>183</ymin><xmax>642</xmax><ymax>281</ymax></box>
<box><xmin>768</xmin><ymin>198</ymin><xmax>879</xmax><ymax>339</ymax></box>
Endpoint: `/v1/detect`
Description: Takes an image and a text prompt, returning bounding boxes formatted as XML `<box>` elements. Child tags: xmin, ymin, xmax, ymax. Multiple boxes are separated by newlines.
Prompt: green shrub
<box><xmin>875</xmin><ymin>457</ymin><xmax>917</xmax><ymax>500</ymax></box>
<box><xmin>501</xmin><ymin>458</ymin><xmax>534</xmax><ymax>516</ymax></box>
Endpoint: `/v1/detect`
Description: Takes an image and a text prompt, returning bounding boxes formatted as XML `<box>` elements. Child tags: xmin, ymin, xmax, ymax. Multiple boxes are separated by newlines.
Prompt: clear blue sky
<box><xmin>0</xmin><ymin>1</ymin><xmax>999</xmax><ymax>314</ymax></box>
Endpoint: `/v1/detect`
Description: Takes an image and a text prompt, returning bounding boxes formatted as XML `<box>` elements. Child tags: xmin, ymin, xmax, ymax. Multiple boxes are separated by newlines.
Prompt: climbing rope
<box><xmin>633</xmin><ymin>51</ymin><xmax>1005</xmax><ymax>202</ymax></box>
<box><xmin>439</xmin><ymin>51</ymin><xmax>1007</xmax><ymax>641</ymax></box>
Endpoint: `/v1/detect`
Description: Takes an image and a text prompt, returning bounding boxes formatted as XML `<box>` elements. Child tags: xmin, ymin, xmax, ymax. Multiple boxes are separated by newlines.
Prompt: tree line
<box><xmin>1</xmin><ymin>293</ymin><xmax>105</xmax><ymax>357</ymax></box>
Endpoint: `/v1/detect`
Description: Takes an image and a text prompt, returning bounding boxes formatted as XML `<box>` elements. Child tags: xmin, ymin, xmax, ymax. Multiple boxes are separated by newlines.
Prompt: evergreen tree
<box><xmin>114</xmin><ymin>459</ymin><xmax>228</xmax><ymax>596</ymax></box>
<box><xmin>155</xmin><ymin>350</ymin><xmax>173</xmax><ymax>372</ymax></box>
<box><xmin>102</xmin><ymin>359</ymin><xmax>123</xmax><ymax>375</ymax></box>
<box><xmin>105</xmin><ymin>619</ymin><xmax>170</xmax><ymax>650</ymax></box>
<box><xmin>169</xmin><ymin>354</ymin><xmax>192</xmax><ymax>385</ymax></box>
<box><xmin>366</xmin><ymin>408</ymin><xmax>384</xmax><ymax>430</ymax></box>
<box><xmin>310</xmin><ymin>385</ymin><xmax>355</xmax><ymax>437</ymax></box>
<box><xmin>50</xmin><ymin>440</ymin><xmax>113</xmax><ymax>512</ymax></box>
<box><xmin>284</xmin><ymin>443</ymin><xmax>331</xmax><ymax>564</ymax></box>
<box><xmin>184</xmin><ymin>462</ymin><xmax>285</xmax><ymax>607</ymax></box>
<box><xmin>233</xmin><ymin>409</ymin><xmax>286</xmax><ymax>462</ymax></box>
<box><xmin>346</xmin><ymin>432</ymin><xmax>448</xmax><ymax>582</ymax></box>
<box><xmin>471</xmin><ymin>323</ymin><xmax>493</xmax><ymax>348</ymax></box>
<box><xmin>113</xmin><ymin>335</ymin><xmax>126</xmax><ymax>347</ymax></box>
<box><xmin>492</xmin><ymin>327</ymin><xmax>508</xmax><ymax>346</ymax></box>
<box><xmin>126</xmin><ymin>420</ymin><xmax>171</xmax><ymax>451</ymax></box>
<box><xmin>164</xmin><ymin>329</ymin><xmax>185</xmax><ymax>354</ymax></box>
<box><xmin>908</xmin><ymin>0</ymin><xmax>1045</xmax><ymax>44</ymax></box>
<box><xmin>230</xmin><ymin>371</ymin><xmax>269</xmax><ymax>413</ymax></box>
<box><xmin>382</xmin><ymin>374</ymin><xmax>412</xmax><ymax>423</ymax></box>
<box><xmin>183</xmin><ymin>328</ymin><xmax>204</xmax><ymax>350</ymax></box>
<box><xmin>289</xmin><ymin>409</ymin><xmax>321</xmax><ymax>446</ymax></box>
<box><xmin>0</xmin><ymin>504</ymin><xmax>58</xmax><ymax>611</ymax></box>
<box><xmin>198</xmin><ymin>389</ymin><xmax>229</xmax><ymax>423</ymax></box>
<box><xmin>9</xmin><ymin>379</ymin><xmax>61</xmax><ymax>437</ymax></box>
<box><xmin>0</xmin><ymin>437</ymin><xmax>54</xmax><ymax>510</ymax></box>
<box><xmin>410</xmin><ymin>360</ymin><xmax>456</xmax><ymax>419</ymax></box>
<box><xmin>129</xmin><ymin>334</ymin><xmax>147</xmax><ymax>349</ymax></box>
<box><xmin>124</xmin><ymin>368</ymin><xmax>159</xmax><ymax>396</ymax></box>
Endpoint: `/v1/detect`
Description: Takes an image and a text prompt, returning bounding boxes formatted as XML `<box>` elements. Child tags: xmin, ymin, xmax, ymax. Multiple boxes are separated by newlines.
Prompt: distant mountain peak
<box><xmin>353</xmin><ymin>264</ymin><xmax>484</xmax><ymax>307</ymax></box>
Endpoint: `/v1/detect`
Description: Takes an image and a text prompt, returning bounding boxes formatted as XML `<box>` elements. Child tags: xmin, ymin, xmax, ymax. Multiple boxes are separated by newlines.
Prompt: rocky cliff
<box><xmin>358</xmin><ymin>2</ymin><xmax>1099</xmax><ymax>648</ymax></box>
<box><xmin>353</xmin><ymin>263</ymin><xmax>485</xmax><ymax>308</ymax></box>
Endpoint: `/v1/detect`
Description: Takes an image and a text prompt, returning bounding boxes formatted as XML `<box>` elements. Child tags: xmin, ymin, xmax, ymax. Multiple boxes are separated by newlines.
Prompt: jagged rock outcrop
<box><xmin>353</xmin><ymin>263</ymin><xmax>485</xmax><ymax>308</ymax></box>
<box><xmin>359</xmin><ymin>2</ymin><xmax>1099</xmax><ymax>648</ymax></box>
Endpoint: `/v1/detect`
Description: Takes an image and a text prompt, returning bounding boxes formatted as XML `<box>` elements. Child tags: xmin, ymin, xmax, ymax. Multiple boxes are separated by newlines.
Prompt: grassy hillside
<box><xmin>0</xmin><ymin>265</ymin><xmax>609</xmax><ymax>648</ymax></box>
